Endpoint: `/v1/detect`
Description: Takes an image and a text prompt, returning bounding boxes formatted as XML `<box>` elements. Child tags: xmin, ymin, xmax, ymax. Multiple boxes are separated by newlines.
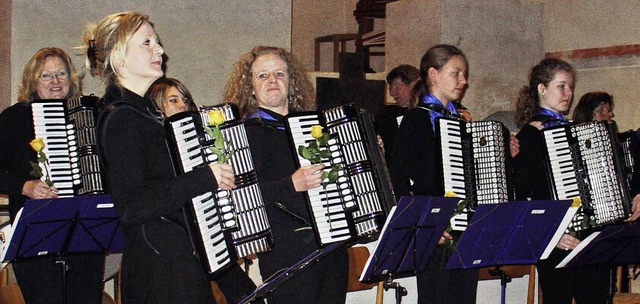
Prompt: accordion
<box><xmin>30</xmin><ymin>96</ymin><xmax>106</xmax><ymax>197</ymax></box>
<box><xmin>541</xmin><ymin>120</ymin><xmax>632</xmax><ymax>231</ymax></box>
<box><xmin>164</xmin><ymin>104</ymin><xmax>273</xmax><ymax>275</ymax></box>
<box><xmin>435</xmin><ymin>117</ymin><xmax>514</xmax><ymax>231</ymax></box>
<box><xmin>618</xmin><ymin>129</ymin><xmax>636</xmax><ymax>190</ymax></box>
<box><xmin>285</xmin><ymin>105</ymin><xmax>395</xmax><ymax>246</ymax></box>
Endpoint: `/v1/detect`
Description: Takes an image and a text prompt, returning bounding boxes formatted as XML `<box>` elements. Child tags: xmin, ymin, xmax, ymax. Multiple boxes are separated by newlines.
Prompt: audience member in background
<box><xmin>376</xmin><ymin>64</ymin><xmax>420</xmax><ymax>166</ymax></box>
<box><xmin>0</xmin><ymin>47</ymin><xmax>104</xmax><ymax>303</ymax></box>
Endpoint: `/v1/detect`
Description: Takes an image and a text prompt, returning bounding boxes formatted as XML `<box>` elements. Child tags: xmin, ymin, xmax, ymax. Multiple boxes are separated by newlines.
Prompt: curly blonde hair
<box><xmin>222</xmin><ymin>46</ymin><xmax>315</xmax><ymax>118</ymax></box>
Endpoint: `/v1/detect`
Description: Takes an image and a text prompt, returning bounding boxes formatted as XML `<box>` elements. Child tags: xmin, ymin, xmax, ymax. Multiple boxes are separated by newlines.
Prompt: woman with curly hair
<box><xmin>223</xmin><ymin>46</ymin><xmax>348</xmax><ymax>304</ymax></box>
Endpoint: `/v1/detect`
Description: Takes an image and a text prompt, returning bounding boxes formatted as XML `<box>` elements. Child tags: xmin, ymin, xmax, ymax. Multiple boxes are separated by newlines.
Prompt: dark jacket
<box><xmin>99</xmin><ymin>85</ymin><xmax>217</xmax><ymax>303</ymax></box>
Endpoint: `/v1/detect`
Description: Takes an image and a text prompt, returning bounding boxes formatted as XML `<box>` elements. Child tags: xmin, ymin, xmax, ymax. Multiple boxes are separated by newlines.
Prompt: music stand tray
<box><xmin>445</xmin><ymin>200</ymin><xmax>577</xmax><ymax>270</ymax></box>
<box><xmin>1</xmin><ymin>195</ymin><xmax>124</xmax><ymax>262</ymax></box>
<box><xmin>557</xmin><ymin>223</ymin><xmax>640</xmax><ymax>268</ymax></box>
<box><xmin>359</xmin><ymin>196</ymin><xmax>459</xmax><ymax>283</ymax></box>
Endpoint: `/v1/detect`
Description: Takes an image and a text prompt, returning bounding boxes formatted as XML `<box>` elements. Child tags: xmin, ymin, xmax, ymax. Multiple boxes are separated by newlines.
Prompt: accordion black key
<box><xmin>164</xmin><ymin>103</ymin><xmax>273</xmax><ymax>275</ymax></box>
<box><xmin>435</xmin><ymin>117</ymin><xmax>514</xmax><ymax>231</ymax></box>
<box><xmin>541</xmin><ymin>121</ymin><xmax>632</xmax><ymax>231</ymax></box>
<box><xmin>30</xmin><ymin>96</ymin><xmax>107</xmax><ymax>197</ymax></box>
<box><xmin>285</xmin><ymin>105</ymin><xmax>395</xmax><ymax>246</ymax></box>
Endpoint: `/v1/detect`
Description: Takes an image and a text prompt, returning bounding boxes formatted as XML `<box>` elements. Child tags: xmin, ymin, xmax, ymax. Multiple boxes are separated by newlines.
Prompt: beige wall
<box><xmin>0</xmin><ymin>1</ymin><xmax>10</xmax><ymax>110</ymax></box>
<box><xmin>383</xmin><ymin>0</ymin><xmax>544</xmax><ymax>121</ymax></box>
<box><xmin>544</xmin><ymin>0</ymin><xmax>640</xmax><ymax>132</ymax></box>
<box><xmin>5</xmin><ymin>0</ymin><xmax>291</xmax><ymax>109</ymax></box>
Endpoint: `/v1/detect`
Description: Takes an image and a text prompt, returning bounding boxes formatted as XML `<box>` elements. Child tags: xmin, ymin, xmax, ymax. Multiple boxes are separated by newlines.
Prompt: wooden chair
<box><xmin>0</xmin><ymin>267</ymin><xmax>25</xmax><ymax>304</ymax></box>
<box><xmin>347</xmin><ymin>246</ymin><xmax>384</xmax><ymax>303</ymax></box>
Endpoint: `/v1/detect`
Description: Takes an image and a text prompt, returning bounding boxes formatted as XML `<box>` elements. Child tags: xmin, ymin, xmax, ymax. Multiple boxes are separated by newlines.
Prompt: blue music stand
<box><xmin>359</xmin><ymin>196</ymin><xmax>459</xmax><ymax>303</ymax></box>
<box><xmin>1</xmin><ymin>195</ymin><xmax>124</xmax><ymax>304</ymax></box>
<box><xmin>445</xmin><ymin>200</ymin><xmax>577</xmax><ymax>304</ymax></box>
<box><xmin>557</xmin><ymin>223</ymin><xmax>640</xmax><ymax>269</ymax></box>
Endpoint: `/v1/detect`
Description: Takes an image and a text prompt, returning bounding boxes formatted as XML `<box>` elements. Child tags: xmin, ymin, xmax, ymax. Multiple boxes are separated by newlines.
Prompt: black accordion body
<box><xmin>30</xmin><ymin>96</ymin><xmax>107</xmax><ymax>197</ymax></box>
<box><xmin>164</xmin><ymin>104</ymin><xmax>273</xmax><ymax>275</ymax></box>
<box><xmin>435</xmin><ymin>116</ymin><xmax>514</xmax><ymax>231</ymax></box>
<box><xmin>541</xmin><ymin>120</ymin><xmax>632</xmax><ymax>231</ymax></box>
<box><xmin>285</xmin><ymin>105</ymin><xmax>395</xmax><ymax>246</ymax></box>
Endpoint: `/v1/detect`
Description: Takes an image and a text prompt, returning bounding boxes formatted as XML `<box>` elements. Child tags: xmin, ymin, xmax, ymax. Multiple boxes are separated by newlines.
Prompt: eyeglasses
<box><xmin>39</xmin><ymin>71</ymin><xmax>69</xmax><ymax>82</ymax></box>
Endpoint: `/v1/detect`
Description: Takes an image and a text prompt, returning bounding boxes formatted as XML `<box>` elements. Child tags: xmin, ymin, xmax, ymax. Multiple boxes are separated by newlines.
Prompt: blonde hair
<box><xmin>222</xmin><ymin>46</ymin><xmax>315</xmax><ymax>118</ymax></box>
<box><xmin>17</xmin><ymin>47</ymin><xmax>81</xmax><ymax>102</ymax></box>
<box><xmin>82</xmin><ymin>11</ymin><xmax>151</xmax><ymax>87</ymax></box>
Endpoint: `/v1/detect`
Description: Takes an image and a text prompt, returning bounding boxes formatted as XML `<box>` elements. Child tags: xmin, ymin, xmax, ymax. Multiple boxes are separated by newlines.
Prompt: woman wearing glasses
<box><xmin>0</xmin><ymin>47</ymin><xmax>104</xmax><ymax>303</ymax></box>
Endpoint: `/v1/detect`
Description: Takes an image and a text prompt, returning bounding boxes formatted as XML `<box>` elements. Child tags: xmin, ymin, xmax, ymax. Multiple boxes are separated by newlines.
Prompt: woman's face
<box><xmin>36</xmin><ymin>56</ymin><xmax>70</xmax><ymax>99</ymax></box>
<box><xmin>429</xmin><ymin>55</ymin><xmax>468</xmax><ymax>103</ymax></box>
<box><xmin>251</xmin><ymin>53</ymin><xmax>289</xmax><ymax>115</ymax></box>
<box><xmin>162</xmin><ymin>86</ymin><xmax>189</xmax><ymax>117</ymax></box>
<box><xmin>593</xmin><ymin>102</ymin><xmax>614</xmax><ymax>121</ymax></box>
<box><xmin>120</xmin><ymin>22</ymin><xmax>164</xmax><ymax>86</ymax></box>
<box><xmin>538</xmin><ymin>70</ymin><xmax>574</xmax><ymax>114</ymax></box>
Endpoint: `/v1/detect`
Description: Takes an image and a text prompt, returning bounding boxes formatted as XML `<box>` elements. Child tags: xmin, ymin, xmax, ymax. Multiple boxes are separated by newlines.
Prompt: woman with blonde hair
<box><xmin>83</xmin><ymin>11</ymin><xmax>239</xmax><ymax>303</ymax></box>
<box><xmin>0</xmin><ymin>47</ymin><xmax>104</xmax><ymax>303</ymax></box>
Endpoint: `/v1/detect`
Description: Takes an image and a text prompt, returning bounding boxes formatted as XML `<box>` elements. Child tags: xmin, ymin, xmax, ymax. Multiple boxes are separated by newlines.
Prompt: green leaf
<box><xmin>308</xmin><ymin>141</ymin><xmax>318</xmax><ymax>150</ymax></box>
<box><xmin>328</xmin><ymin>168</ymin><xmax>339</xmax><ymax>183</ymax></box>
<box><xmin>317</xmin><ymin>133</ymin><xmax>329</xmax><ymax>146</ymax></box>
<box><xmin>319</xmin><ymin>149</ymin><xmax>331</xmax><ymax>159</ymax></box>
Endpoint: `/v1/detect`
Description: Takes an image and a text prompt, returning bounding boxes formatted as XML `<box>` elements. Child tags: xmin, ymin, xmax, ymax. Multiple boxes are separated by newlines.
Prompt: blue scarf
<box><xmin>246</xmin><ymin>108</ymin><xmax>286</xmax><ymax>130</ymax></box>
<box><xmin>420</xmin><ymin>93</ymin><xmax>460</xmax><ymax>133</ymax></box>
<box><xmin>536</xmin><ymin>107</ymin><xmax>568</xmax><ymax>128</ymax></box>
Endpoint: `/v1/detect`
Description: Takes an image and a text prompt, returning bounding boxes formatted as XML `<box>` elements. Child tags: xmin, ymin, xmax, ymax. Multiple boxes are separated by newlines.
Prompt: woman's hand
<box><xmin>509</xmin><ymin>134</ymin><xmax>520</xmax><ymax>157</ymax></box>
<box><xmin>292</xmin><ymin>164</ymin><xmax>325</xmax><ymax>192</ymax></box>
<box><xmin>555</xmin><ymin>233</ymin><xmax>580</xmax><ymax>251</ymax></box>
<box><xmin>209</xmin><ymin>163</ymin><xmax>236</xmax><ymax>190</ymax></box>
<box><xmin>626</xmin><ymin>194</ymin><xmax>640</xmax><ymax>222</ymax></box>
<box><xmin>21</xmin><ymin>180</ymin><xmax>58</xmax><ymax>199</ymax></box>
<box><xmin>438</xmin><ymin>230</ymin><xmax>453</xmax><ymax>245</ymax></box>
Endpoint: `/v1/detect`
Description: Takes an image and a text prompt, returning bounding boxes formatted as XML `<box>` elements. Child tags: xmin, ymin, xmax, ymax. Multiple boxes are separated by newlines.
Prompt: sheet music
<box><xmin>0</xmin><ymin>208</ymin><xmax>21</xmax><ymax>265</ymax></box>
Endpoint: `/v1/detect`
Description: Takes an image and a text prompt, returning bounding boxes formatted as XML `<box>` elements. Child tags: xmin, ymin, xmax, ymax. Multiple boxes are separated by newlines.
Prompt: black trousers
<box><xmin>13</xmin><ymin>254</ymin><xmax>104</xmax><ymax>304</ymax></box>
<box><xmin>537</xmin><ymin>248</ymin><xmax>611</xmax><ymax>304</ymax></box>
<box><xmin>417</xmin><ymin>245</ymin><xmax>479</xmax><ymax>304</ymax></box>
<box><xmin>258</xmin><ymin>228</ymin><xmax>348</xmax><ymax>304</ymax></box>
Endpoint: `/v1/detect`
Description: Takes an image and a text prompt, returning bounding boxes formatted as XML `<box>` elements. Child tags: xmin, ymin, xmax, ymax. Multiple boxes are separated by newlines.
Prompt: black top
<box><xmin>513</xmin><ymin>119</ymin><xmax>553</xmax><ymax>200</ymax></box>
<box><xmin>244</xmin><ymin>108</ymin><xmax>314</xmax><ymax>232</ymax></box>
<box><xmin>0</xmin><ymin>102</ymin><xmax>37</xmax><ymax>221</ymax></box>
<box><xmin>375</xmin><ymin>104</ymin><xmax>408</xmax><ymax>166</ymax></box>
<box><xmin>99</xmin><ymin>85</ymin><xmax>218</xmax><ymax>303</ymax></box>
<box><xmin>390</xmin><ymin>106</ymin><xmax>444</xmax><ymax>198</ymax></box>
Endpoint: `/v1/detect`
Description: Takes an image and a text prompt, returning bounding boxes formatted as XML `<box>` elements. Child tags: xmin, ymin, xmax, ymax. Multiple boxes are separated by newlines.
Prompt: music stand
<box><xmin>556</xmin><ymin>223</ymin><xmax>640</xmax><ymax>269</ymax></box>
<box><xmin>238</xmin><ymin>239</ymin><xmax>350</xmax><ymax>304</ymax></box>
<box><xmin>1</xmin><ymin>195</ymin><xmax>124</xmax><ymax>304</ymax></box>
<box><xmin>445</xmin><ymin>200</ymin><xmax>577</xmax><ymax>304</ymax></box>
<box><xmin>359</xmin><ymin>196</ymin><xmax>459</xmax><ymax>304</ymax></box>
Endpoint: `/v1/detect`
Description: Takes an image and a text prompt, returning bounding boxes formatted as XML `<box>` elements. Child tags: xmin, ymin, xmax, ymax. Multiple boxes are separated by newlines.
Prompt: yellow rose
<box><xmin>444</xmin><ymin>191</ymin><xmax>458</xmax><ymax>198</ymax></box>
<box><xmin>311</xmin><ymin>125</ymin><xmax>324</xmax><ymax>139</ymax></box>
<box><xmin>207</xmin><ymin>110</ymin><xmax>225</xmax><ymax>126</ymax></box>
<box><xmin>570</xmin><ymin>197</ymin><xmax>582</xmax><ymax>208</ymax></box>
<box><xmin>29</xmin><ymin>138</ymin><xmax>45</xmax><ymax>152</ymax></box>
